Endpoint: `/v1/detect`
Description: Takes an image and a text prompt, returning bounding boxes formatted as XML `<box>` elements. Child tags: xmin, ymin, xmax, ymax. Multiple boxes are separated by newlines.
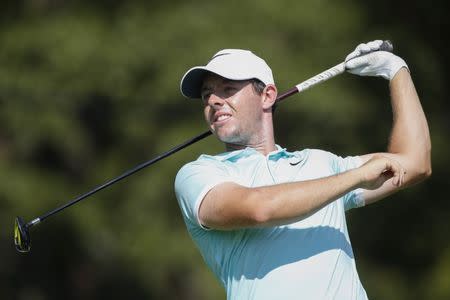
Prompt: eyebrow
<box><xmin>201</xmin><ymin>78</ymin><xmax>240</xmax><ymax>92</ymax></box>
<box><xmin>200</xmin><ymin>85</ymin><xmax>211</xmax><ymax>95</ymax></box>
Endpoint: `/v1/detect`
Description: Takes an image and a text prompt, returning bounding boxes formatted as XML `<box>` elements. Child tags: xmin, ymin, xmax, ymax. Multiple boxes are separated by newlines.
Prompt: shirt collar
<box><xmin>213</xmin><ymin>144</ymin><xmax>296</xmax><ymax>162</ymax></box>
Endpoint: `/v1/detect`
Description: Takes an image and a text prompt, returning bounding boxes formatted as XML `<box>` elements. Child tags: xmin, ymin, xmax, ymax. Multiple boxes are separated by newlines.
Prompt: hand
<box><xmin>357</xmin><ymin>155</ymin><xmax>406</xmax><ymax>190</ymax></box>
<box><xmin>345</xmin><ymin>40</ymin><xmax>408</xmax><ymax>80</ymax></box>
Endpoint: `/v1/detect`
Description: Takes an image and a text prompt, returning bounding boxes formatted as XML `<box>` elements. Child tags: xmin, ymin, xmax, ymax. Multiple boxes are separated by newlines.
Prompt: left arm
<box><xmin>345</xmin><ymin>40</ymin><xmax>432</xmax><ymax>205</ymax></box>
<box><xmin>360</xmin><ymin>69</ymin><xmax>431</xmax><ymax>205</ymax></box>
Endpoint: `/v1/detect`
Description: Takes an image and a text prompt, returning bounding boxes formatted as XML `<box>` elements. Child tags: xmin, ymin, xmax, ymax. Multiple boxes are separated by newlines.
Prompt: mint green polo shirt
<box><xmin>175</xmin><ymin>146</ymin><xmax>367</xmax><ymax>300</ymax></box>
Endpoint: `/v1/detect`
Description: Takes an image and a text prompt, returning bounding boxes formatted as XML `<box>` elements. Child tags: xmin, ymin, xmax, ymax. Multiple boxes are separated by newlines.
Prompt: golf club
<box><xmin>14</xmin><ymin>40</ymin><xmax>393</xmax><ymax>253</ymax></box>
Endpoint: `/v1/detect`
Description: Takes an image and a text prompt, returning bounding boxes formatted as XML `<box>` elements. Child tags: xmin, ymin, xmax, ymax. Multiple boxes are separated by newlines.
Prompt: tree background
<box><xmin>1</xmin><ymin>1</ymin><xmax>448</xmax><ymax>299</ymax></box>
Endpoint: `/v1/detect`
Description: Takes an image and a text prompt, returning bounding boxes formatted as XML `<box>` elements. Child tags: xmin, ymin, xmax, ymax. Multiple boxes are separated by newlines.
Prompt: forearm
<box><xmin>388</xmin><ymin>69</ymin><xmax>432</xmax><ymax>177</ymax></box>
<box><xmin>201</xmin><ymin>155</ymin><xmax>403</xmax><ymax>229</ymax></box>
<box><xmin>249</xmin><ymin>168</ymin><xmax>362</xmax><ymax>226</ymax></box>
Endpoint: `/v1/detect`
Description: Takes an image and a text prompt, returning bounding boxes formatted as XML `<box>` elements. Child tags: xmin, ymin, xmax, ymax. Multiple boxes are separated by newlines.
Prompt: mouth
<box><xmin>213</xmin><ymin>113</ymin><xmax>232</xmax><ymax>124</ymax></box>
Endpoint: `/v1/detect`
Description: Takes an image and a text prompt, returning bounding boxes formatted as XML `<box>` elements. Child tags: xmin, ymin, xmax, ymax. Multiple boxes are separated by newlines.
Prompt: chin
<box><xmin>215</xmin><ymin>130</ymin><xmax>239</xmax><ymax>144</ymax></box>
<box><xmin>219</xmin><ymin>132</ymin><xmax>248</xmax><ymax>145</ymax></box>
<box><xmin>212</xmin><ymin>124</ymin><xmax>246</xmax><ymax>144</ymax></box>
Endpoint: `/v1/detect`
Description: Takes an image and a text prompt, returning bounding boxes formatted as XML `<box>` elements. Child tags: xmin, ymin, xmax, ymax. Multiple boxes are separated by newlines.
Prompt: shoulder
<box><xmin>176</xmin><ymin>154</ymin><xmax>226</xmax><ymax>176</ymax></box>
<box><xmin>175</xmin><ymin>153</ymin><xmax>230</xmax><ymax>189</ymax></box>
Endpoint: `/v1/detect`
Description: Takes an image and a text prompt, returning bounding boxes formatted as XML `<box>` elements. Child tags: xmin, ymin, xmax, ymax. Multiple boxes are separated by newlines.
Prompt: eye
<box><xmin>201</xmin><ymin>92</ymin><xmax>211</xmax><ymax>104</ymax></box>
<box><xmin>225</xmin><ymin>85</ymin><xmax>236</xmax><ymax>91</ymax></box>
<box><xmin>224</xmin><ymin>86</ymin><xmax>237</xmax><ymax>95</ymax></box>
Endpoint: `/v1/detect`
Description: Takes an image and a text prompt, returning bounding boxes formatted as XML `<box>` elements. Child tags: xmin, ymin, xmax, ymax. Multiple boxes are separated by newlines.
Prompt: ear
<box><xmin>261</xmin><ymin>84</ymin><xmax>278</xmax><ymax>111</ymax></box>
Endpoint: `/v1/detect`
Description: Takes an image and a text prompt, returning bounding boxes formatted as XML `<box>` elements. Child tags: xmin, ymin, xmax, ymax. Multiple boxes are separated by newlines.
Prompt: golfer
<box><xmin>174</xmin><ymin>40</ymin><xmax>431</xmax><ymax>299</ymax></box>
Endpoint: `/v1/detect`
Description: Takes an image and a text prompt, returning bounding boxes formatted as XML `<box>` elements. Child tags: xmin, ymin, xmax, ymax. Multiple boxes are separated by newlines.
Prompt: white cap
<box><xmin>180</xmin><ymin>49</ymin><xmax>274</xmax><ymax>99</ymax></box>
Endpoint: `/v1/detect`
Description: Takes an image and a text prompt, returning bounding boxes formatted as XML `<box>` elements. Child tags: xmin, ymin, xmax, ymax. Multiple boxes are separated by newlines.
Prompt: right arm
<box><xmin>199</xmin><ymin>155</ymin><xmax>405</xmax><ymax>230</ymax></box>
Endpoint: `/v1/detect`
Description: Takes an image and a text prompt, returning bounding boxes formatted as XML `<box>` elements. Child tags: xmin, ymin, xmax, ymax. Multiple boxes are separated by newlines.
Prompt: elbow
<box><xmin>248</xmin><ymin>189</ymin><xmax>274</xmax><ymax>225</ymax></box>
<box><xmin>251</xmin><ymin>207</ymin><xmax>272</xmax><ymax>225</ymax></box>
<box><xmin>410</xmin><ymin>158</ymin><xmax>432</xmax><ymax>183</ymax></box>
<box><xmin>413</xmin><ymin>166</ymin><xmax>432</xmax><ymax>183</ymax></box>
<box><xmin>420</xmin><ymin>164</ymin><xmax>432</xmax><ymax>180</ymax></box>
<box><xmin>420</xmin><ymin>149</ymin><xmax>432</xmax><ymax>180</ymax></box>
<box><xmin>405</xmin><ymin>147</ymin><xmax>432</xmax><ymax>183</ymax></box>
<box><xmin>424</xmin><ymin>143</ymin><xmax>433</xmax><ymax>177</ymax></box>
<box><xmin>423</xmin><ymin>154</ymin><xmax>432</xmax><ymax>178</ymax></box>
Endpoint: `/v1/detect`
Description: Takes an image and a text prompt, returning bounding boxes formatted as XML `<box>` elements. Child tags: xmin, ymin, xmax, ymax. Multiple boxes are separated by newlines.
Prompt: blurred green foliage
<box><xmin>1</xmin><ymin>0</ymin><xmax>448</xmax><ymax>299</ymax></box>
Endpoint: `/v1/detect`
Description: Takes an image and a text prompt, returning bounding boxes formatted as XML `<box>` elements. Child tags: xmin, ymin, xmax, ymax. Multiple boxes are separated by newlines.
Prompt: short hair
<box><xmin>250</xmin><ymin>78</ymin><xmax>266</xmax><ymax>95</ymax></box>
<box><xmin>250</xmin><ymin>78</ymin><xmax>277</xmax><ymax>112</ymax></box>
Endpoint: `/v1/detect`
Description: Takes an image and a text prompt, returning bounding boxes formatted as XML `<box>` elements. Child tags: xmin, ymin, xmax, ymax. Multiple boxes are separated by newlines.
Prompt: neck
<box><xmin>224</xmin><ymin>115</ymin><xmax>277</xmax><ymax>155</ymax></box>
<box><xmin>225</xmin><ymin>140</ymin><xmax>277</xmax><ymax>155</ymax></box>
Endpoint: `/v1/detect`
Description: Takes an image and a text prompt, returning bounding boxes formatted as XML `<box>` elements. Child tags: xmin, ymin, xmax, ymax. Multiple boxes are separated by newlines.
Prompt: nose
<box><xmin>207</xmin><ymin>93</ymin><xmax>225</xmax><ymax>108</ymax></box>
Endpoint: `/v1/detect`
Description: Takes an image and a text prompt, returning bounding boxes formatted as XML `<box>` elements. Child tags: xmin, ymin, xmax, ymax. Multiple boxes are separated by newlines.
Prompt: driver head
<box><xmin>14</xmin><ymin>216</ymin><xmax>31</xmax><ymax>253</ymax></box>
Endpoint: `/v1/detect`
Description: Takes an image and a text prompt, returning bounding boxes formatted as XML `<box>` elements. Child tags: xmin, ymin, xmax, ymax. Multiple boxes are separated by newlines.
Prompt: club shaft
<box><xmin>276</xmin><ymin>62</ymin><xmax>346</xmax><ymax>104</ymax></box>
<box><xmin>32</xmin><ymin>130</ymin><xmax>213</xmax><ymax>226</ymax></box>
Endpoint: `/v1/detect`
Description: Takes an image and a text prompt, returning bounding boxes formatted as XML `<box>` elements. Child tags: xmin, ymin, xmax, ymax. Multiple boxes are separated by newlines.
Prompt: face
<box><xmin>201</xmin><ymin>74</ymin><xmax>265</xmax><ymax>146</ymax></box>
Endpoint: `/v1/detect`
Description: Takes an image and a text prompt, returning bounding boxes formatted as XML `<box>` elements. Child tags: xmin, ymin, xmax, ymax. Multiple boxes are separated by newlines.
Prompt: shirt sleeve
<box><xmin>174</xmin><ymin>158</ymin><xmax>230</xmax><ymax>229</ymax></box>
<box><xmin>332</xmin><ymin>154</ymin><xmax>365</xmax><ymax>211</ymax></box>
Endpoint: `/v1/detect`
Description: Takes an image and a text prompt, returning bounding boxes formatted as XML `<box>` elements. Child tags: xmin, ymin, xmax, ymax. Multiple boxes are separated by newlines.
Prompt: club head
<box><xmin>14</xmin><ymin>217</ymin><xmax>31</xmax><ymax>253</ymax></box>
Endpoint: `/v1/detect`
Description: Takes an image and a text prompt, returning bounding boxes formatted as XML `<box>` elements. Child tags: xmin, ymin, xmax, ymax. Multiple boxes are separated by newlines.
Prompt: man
<box><xmin>174</xmin><ymin>40</ymin><xmax>431</xmax><ymax>299</ymax></box>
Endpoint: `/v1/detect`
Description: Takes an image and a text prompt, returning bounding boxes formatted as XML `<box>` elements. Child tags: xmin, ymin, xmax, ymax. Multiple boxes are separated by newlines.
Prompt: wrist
<box><xmin>388</xmin><ymin>56</ymin><xmax>409</xmax><ymax>80</ymax></box>
<box><xmin>346</xmin><ymin>166</ymin><xmax>366</xmax><ymax>189</ymax></box>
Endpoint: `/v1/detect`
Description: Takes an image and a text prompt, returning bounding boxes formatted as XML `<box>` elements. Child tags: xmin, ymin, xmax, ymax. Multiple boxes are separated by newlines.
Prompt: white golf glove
<box><xmin>345</xmin><ymin>40</ymin><xmax>409</xmax><ymax>80</ymax></box>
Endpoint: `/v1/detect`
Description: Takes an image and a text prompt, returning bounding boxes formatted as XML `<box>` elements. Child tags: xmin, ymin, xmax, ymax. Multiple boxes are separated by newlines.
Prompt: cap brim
<box><xmin>180</xmin><ymin>67</ymin><xmax>210</xmax><ymax>99</ymax></box>
<box><xmin>180</xmin><ymin>64</ymin><xmax>267</xmax><ymax>99</ymax></box>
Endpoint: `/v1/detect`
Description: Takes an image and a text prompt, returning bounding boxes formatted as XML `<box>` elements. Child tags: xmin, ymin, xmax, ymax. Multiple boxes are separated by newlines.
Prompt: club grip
<box><xmin>380</xmin><ymin>40</ymin><xmax>393</xmax><ymax>52</ymax></box>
